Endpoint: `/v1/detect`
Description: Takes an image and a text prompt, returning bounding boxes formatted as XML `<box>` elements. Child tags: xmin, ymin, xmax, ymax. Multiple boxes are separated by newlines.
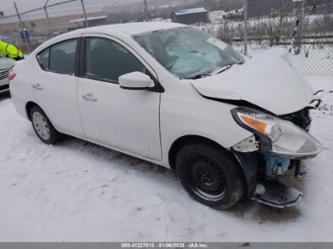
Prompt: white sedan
<box><xmin>10</xmin><ymin>22</ymin><xmax>322</xmax><ymax>209</ymax></box>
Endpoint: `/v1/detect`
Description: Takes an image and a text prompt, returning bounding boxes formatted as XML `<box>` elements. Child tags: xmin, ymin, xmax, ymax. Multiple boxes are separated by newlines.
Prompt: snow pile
<box><xmin>0</xmin><ymin>76</ymin><xmax>332</xmax><ymax>241</ymax></box>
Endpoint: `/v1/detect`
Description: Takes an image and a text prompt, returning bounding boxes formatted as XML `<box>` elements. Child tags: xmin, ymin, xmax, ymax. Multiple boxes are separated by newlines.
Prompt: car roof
<box><xmin>70</xmin><ymin>21</ymin><xmax>186</xmax><ymax>37</ymax></box>
<box><xmin>36</xmin><ymin>22</ymin><xmax>187</xmax><ymax>54</ymax></box>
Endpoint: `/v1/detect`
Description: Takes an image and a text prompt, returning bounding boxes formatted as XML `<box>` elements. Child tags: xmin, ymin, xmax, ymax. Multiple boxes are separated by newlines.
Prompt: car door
<box><xmin>32</xmin><ymin>39</ymin><xmax>84</xmax><ymax>138</ymax></box>
<box><xmin>77</xmin><ymin>36</ymin><xmax>161</xmax><ymax>160</ymax></box>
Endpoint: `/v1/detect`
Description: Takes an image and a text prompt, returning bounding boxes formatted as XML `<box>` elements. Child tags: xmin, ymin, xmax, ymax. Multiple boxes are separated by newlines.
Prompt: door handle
<box><xmin>82</xmin><ymin>93</ymin><xmax>97</xmax><ymax>102</ymax></box>
<box><xmin>32</xmin><ymin>83</ymin><xmax>43</xmax><ymax>90</ymax></box>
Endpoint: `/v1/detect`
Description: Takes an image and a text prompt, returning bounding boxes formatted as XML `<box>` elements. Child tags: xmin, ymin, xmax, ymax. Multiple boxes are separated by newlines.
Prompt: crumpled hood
<box><xmin>191</xmin><ymin>49</ymin><xmax>314</xmax><ymax>115</ymax></box>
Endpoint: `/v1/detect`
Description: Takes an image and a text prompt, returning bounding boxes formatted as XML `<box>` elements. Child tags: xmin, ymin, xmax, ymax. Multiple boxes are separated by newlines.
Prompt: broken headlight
<box><xmin>231</xmin><ymin>107</ymin><xmax>323</xmax><ymax>159</ymax></box>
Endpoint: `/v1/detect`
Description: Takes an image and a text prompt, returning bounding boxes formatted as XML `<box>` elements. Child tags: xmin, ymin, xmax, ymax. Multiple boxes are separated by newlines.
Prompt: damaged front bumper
<box><xmin>231</xmin><ymin>106</ymin><xmax>323</xmax><ymax>208</ymax></box>
<box><xmin>254</xmin><ymin>152</ymin><xmax>306</xmax><ymax>209</ymax></box>
<box><xmin>251</xmin><ymin>180</ymin><xmax>303</xmax><ymax>209</ymax></box>
<box><xmin>234</xmin><ymin>150</ymin><xmax>305</xmax><ymax>209</ymax></box>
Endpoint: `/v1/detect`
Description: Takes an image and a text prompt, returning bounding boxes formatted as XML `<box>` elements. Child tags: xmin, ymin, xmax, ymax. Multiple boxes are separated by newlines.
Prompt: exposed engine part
<box><xmin>280</xmin><ymin>107</ymin><xmax>311</xmax><ymax>131</ymax></box>
<box><xmin>251</xmin><ymin>180</ymin><xmax>303</xmax><ymax>208</ymax></box>
<box><xmin>232</xmin><ymin>135</ymin><xmax>259</xmax><ymax>153</ymax></box>
<box><xmin>308</xmin><ymin>99</ymin><xmax>322</xmax><ymax>109</ymax></box>
<box><xmin>264</xmin><ymin>154</ymin><xmax>290</xmax><ymax>177</ymax></box>
<box><xmin>313</xmin><ymin>89</ymin><xmax>324</xmax><ymax>97</ymax></box>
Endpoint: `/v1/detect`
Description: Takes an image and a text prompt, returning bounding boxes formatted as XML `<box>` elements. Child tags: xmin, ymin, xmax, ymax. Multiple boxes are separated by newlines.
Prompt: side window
<box><xmin>49</xmin><ymin>39</ymin><xmax>77</xmax><ymax>75</ymax></box>
<box><xmin>85</xmin><ymin>37</ymin><xmax>145</xmax><ymax>83</ymax></box>
<box><xmin>37</xmin><ymin>48</ymin><xmax>50</xmax><ymax>70</ymax></box>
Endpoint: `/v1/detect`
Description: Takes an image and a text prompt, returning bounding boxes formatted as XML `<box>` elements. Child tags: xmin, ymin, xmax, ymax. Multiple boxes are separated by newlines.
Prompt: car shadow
<box><xmin>62</xmin><ymin>135</ymin><xmax>176</xmax><ymax>179</ymax></box>
<box><xmin>59</xmin><ymin>135</ymin><xmax>303</xmax><ymax>223</ymax></box>
<box><xmin>0</xmin><ymin>91</ymin><xmax>10</xmax><ymax>102</ymax></box>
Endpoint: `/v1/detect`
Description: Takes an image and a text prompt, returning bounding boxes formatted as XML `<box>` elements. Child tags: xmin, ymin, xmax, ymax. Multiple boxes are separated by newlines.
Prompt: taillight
<box><xmin>8</xmin><ymin>72</ymin><xmax>16</xmax><ymax>81</ymax></box>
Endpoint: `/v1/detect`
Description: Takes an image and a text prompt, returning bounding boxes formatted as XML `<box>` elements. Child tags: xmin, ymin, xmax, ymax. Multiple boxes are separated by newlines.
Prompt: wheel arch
<box><xmin>26</xmin><ymin>101</ymin><xmax>39</xmax><ymax>121</ymax></box>
<box><xmin>169</xmin><ymin>135</ymin><xmax>233</xmax><ymax>169</ymax></box>
<box><xmin>168</xmin><ymin>134</ymin><xmax>255</xmax><ymax>196</ymax></box>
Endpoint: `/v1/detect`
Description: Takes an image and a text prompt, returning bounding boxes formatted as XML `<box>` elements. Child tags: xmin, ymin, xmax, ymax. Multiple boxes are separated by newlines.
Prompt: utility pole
<box><xmin>13</xmin><ymin>1</ymin><xmax>31</xmax><ymax>53</ymax></box>
<box><xmin>13</xmin><ymin>2</ymin><xmax>24</xmax><ymax>30</ymax></box>
<box><xmin>243</xmin><ymin>0</ymin><xmax>248</xmax><ymax>56</ymax></box>
<box><xmin>44</xmin><ymin>0</ymin><xmax>54</xmax><ymax>37</ymax></box>
<box><xmin>80</xmin><ymin>0</ymin><xmax>89</xmax><ymax>27</ymax></box>
<box><xmin>144</xmin><ymin>0</ymin><xmax>149</xmax><ymax>21</ymax></box>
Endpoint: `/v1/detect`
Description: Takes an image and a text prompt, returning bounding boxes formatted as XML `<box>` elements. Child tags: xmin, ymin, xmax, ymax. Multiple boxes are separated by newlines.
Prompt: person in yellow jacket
<box><xmin>0</xmin><ymin>40</ymin><xmax>24</xmax><ymax>60</ymax></box>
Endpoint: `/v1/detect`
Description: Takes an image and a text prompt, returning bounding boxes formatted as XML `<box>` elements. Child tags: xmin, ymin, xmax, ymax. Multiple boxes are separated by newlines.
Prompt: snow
<box><xmin>0</xmin><ymin>75</ymin><xmax>333</xmax><ymax>242</ymax></box>
<box><xmin>237</xmin><ymin>45</ymin><xmax>333</xmax><ymax>76</ymax></box>
<box><xmin>201</xmin><ymin>11</ymin><xmax>333</xmax><ymax>77</ymax></box>
<box><xmin>174</xmin><ymin>8</ymin><xmax>208</xmax><ymax>16</ymax></box>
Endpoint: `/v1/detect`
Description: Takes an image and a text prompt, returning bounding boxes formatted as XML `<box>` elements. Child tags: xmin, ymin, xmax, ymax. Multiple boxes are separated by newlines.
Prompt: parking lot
<box><xmin>0</xmin><ymin>76</ymin><xmax>333</xmax><ymax>242</ymax></box>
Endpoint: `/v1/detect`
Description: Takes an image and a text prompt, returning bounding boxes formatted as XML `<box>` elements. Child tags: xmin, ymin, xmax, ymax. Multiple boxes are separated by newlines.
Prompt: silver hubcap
<box><xmin>32</xmin><ymin>112</ymin><xmax>50</xmax><ymax>141</ymax></box>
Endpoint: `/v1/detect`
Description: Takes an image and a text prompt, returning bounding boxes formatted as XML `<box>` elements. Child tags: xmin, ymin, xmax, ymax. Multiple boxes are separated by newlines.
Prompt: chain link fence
<box><xmin>202</xmin><ymin>1</ymin><xmax>333</xmax><ymax>76</ymax></box>
<box><xmin>0</xmin><ymin>0</ymin><xmax>96</xmax><ymax>51</ymax></box>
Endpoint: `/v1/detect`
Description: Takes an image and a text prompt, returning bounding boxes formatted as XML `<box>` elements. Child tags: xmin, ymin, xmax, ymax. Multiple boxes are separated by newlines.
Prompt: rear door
<box><xmin>33</xmin><ymin>39</ymin><xmax>83</xmax><ymax>137</ymax></box>
<box><xmin>77</xmin><ymin>35</ymin><xmax>161</xmax><ymax>160</ymax></box>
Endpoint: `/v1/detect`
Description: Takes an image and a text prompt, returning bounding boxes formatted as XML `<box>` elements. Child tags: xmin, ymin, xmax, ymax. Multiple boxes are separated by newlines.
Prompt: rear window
<box><xmin>37</xmin><ymin>49</ymin><xmax>49</xmax><ymax>71</ymax></box>
<box><xmin>36</xmin><ymin>39</ymin><xmax>77</xmax><ymax>75</ymax></box>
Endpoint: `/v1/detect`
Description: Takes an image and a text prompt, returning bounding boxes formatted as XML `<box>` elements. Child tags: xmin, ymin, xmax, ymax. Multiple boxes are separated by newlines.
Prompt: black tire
<box><xmin>29</xmin><ymin>105</ymin><xmax>62</xmax><ymax>145</ymax></box>
<box><xmin>176</xmin><ymin>142</ymin><xmax>245</xmax><ymax>209</ymax></box>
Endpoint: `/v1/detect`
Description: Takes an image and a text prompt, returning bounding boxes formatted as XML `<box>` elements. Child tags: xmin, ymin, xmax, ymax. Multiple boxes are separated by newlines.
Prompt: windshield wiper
<box><xmin>184</xmin><ymin>70</ymin><xmax>212</xmax><ymax>80</ymax></box>
<box><xmin>211</xmin><ymin>64</ymin><xmax>234</xmax><ymax>75</ymax></box>
<box><xmin>184</xmin><ymin>63</ymin><xmax>239</xmax><ymax>80</ymax></box>
<box><xmin>185</xmin><ymin>73</ymin><xmax>210</xmax><ymax>80</ymax></box>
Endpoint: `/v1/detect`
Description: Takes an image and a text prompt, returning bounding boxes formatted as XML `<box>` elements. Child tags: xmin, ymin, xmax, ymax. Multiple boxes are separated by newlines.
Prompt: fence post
<box><xmin>44</xmin><ymin>0</ymin><xmax>54</xmax><ymax>37</ymax></box>
<box><xmin>13</xmin><ymin>1</ymin><xmax>31</xmax><ymax>53</ymax></box>
<box><xmin>295</xmin><ymin>0</ymin><xmax>305</xmax><ymax>54</ymax></box>
<box><xmin>243</xmin><ymin>0</ymin><xmax>248</xmax><ymax>56</ymax></box>
<box><xmin>290</xmin><ymin>0</ymin><xmax>305</xmax><ymax>55</ymax></box>
<box><xmin>80</xmin><ymin>0</ymin><xmax>89</xmax><ymax>27</ymax></box>
<box><xmin>144</xmin><ymin>0</ymin><xmax>149</xmax><ymax>21</ymax></box>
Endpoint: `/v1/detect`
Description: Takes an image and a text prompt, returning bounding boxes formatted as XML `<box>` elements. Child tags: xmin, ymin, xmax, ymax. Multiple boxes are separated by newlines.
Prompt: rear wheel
<box><xmin>176</xmin><ymin>142</ymin><xmax>245</xmax><ymax>209</ymax></box>
<box><xmin>30</xmin><ymin>105</ymin><xmax>61</xmax><ymax>145</ymax></box>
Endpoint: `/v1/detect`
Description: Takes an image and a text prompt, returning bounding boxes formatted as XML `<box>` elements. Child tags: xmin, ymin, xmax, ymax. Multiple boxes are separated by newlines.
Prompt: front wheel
<box><xmin>30</xmin><ymin>105</ymin><xmax>62</xmax><ymax>145</ymax></box>
<box><xmin>176</xmin><ymin>142</ymin><xmax>245</xmax><ymax>209</ymax></box>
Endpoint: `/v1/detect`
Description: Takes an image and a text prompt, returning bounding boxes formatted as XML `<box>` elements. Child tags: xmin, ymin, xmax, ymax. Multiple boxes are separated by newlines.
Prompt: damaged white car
<box><xmin>10</xmin><ymin>22</ymin><xmax>323</xmax><ymax>209</ymax></box>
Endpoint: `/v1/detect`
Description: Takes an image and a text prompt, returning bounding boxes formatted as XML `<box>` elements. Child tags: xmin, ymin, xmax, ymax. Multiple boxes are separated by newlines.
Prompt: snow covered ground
<box><xmin>0</xmin><ymin>76</ymin><xmax>332</xmax><ymax>242</ymax></box>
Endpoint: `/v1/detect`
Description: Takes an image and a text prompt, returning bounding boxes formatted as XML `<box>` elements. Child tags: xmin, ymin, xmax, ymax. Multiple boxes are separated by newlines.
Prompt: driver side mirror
<box><xmin>119</xmin><ymin>71</ymin><xmax>154</xmax><ymax>90</ymax></box>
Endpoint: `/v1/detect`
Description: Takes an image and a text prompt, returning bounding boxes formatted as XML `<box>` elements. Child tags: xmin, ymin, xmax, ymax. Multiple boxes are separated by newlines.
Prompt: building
<box><xmin>69</xmin><ymin>16</ymin><xmax>108</xmax><ymax>28</ymax></box>
<box><xmin>0</xmin><ymin>11</ymin><xmax>106</xmax><ymax>34</ymax></box>
<box><xmin>171</xmin><ymin>7</ymin><xmax>209</xmax><ymax>24</ymax></box>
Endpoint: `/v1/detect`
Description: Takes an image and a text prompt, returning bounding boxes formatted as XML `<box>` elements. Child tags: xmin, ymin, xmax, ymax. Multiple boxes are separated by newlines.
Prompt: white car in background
<box><xmin>0</xmin><ymin>57</ymin><xmax>15</xmax><ymax>94</ymax></box>
<box><xmin>9</xmin><ymin>22</ymin><xmax>323</xmax><ymax>210</ymax></box>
